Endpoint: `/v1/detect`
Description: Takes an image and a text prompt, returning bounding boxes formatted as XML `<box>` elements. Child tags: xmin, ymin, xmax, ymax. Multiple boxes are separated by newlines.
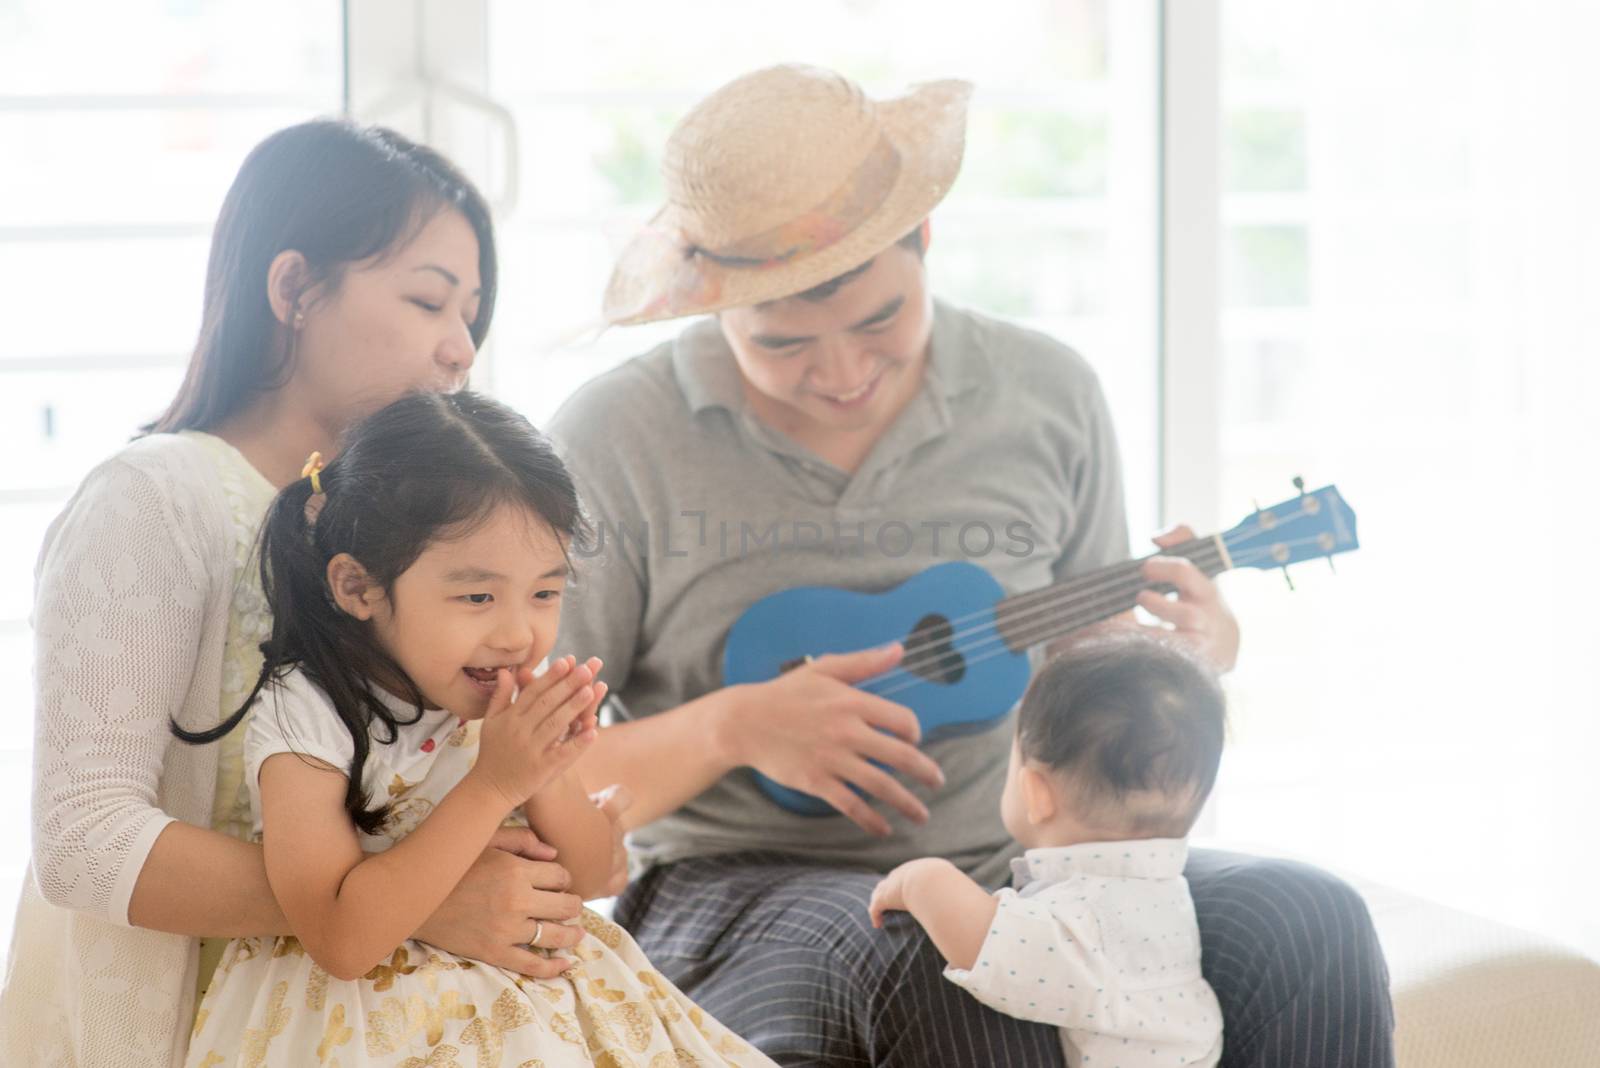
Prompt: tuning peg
<box><xmin>1282</xmin><ymin>567</ymin><xmax>1296</xmax><ymax>591</ymax></box>
<box><xmin>1292</xmin><ymin>475</ymin><xmax>1306</xmax><ymax>496</ymax></box>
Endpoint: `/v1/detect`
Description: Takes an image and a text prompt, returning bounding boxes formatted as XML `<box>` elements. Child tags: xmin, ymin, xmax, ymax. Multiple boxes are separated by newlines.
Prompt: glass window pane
<box><xmin>1</xmin><ymin>238</ymin><xmax>211</xmax><ymax>358</ymax></box>
<box><xmin>0</xmin><ymin>504</ymin><xmax>67</xmax><ymax>621</ymax></box>
<box><xmin>513</xmin><ymin>105</ymin><xmax>676</xmax><ymax>216</ymax></box>
<box><xmin>927</xmin><ymin>220</ymin><xmax>1107</xmax><ymax>320</ymax></box>
<box><xmin>1217</xmin><ymin>0</ymin><xmax>1600</xmax><ymax>959</ymax></box>
<box><xmin>0</xmin><ymin>367</ymin><xmax>187</xmax><ymax>496</ymax></box>
<box><xmin>961</xmin><ymin>109</ymin><xmax>1108</xmax><ymax>200</ymax></box>
<box><xmin>1225</xmin><ymin>110</ymin><xmax>1306</xmax><ymax>193</ymax></box>
<box><xmin>1224</xmin><ymin>225</ymin><xmax>1309</xmax><ymax>307</ymax></box>
<box><xmin>491</xmin><ymin>0</ymin><xmax>1110</xmax><ymax>96</ymax></box>
<box><xmin>0</xmin><ymin>627</ymin><xmax>34</xmax><ymax>961</ymax></box>
<box><xmin>1220</xmin><ymin>329</ymin><xmax>1312</xmax><ymax>427</ymax></box>
<box><xmin>0</xmin><ymin>0</ymin><xmax>340</xmax><ymax>97</ymax></box>
<box><xmin>1</xmin><ymin>108</ymin><xmax>326</xmax><ymax>228</ymax></box>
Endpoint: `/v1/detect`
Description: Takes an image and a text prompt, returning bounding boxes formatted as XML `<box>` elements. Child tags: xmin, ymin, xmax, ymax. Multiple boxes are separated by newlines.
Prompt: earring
<box><xmin>293</xmin><ymin>311</ymin><xmax>305</xmax><ymax>329</ymax></box>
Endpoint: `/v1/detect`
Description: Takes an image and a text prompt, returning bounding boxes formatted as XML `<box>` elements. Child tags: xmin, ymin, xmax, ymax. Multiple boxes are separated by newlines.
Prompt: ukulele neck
<box><xmin>992</xmin><ymin>536</ymin><xmax>1230</xmax><ymax>652</ymax></box>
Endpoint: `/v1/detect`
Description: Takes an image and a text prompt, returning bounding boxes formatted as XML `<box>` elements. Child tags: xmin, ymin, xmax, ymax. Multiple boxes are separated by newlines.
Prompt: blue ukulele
<box><xmin>722</xmin><ymin>481</ymin><xmax>1359</xmax><ymax>816</ymax></box>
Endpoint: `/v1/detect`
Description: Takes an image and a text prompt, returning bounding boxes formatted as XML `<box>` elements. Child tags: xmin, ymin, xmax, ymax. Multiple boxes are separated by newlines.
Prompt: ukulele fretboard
<box><xmin>988</xmin><ymin>536</ymin><xmax>1229</xmax><ymax>653</ymax></box>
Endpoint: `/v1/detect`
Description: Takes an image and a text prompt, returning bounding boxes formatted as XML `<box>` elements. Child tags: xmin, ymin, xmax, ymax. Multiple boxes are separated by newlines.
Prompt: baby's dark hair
<box><xmin>172</xmin><ymin>390</ymin><xmax>590</xmax><ymax>834</ymax></box>
<box><xmin>1017</xmin><ymin>632</ymin><xmax>1226</xmax><ymax>839</ymax></box>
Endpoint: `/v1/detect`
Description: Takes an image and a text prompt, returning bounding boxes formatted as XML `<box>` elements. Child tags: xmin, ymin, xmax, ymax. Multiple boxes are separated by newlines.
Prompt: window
<box><xmin>1212</xmin><ymin>0</ymin><xmax>1600</xmax><ymax>957</ymax></box>
<box><xmin>0</xmin><ymin>0</ymin><xmax>343</xmax><ymax>959</ymax></box>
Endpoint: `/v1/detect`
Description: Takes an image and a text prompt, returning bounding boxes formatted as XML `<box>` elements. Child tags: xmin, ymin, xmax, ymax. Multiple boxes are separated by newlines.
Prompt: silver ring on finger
<box><xmin>528</xmin><ymin>920</ymin><xmax>544</xmax><ymax>949</ymax></box>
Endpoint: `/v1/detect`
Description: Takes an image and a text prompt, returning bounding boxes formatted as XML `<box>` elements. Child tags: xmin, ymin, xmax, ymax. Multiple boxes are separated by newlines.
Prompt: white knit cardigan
<box><xmin>1</xmin><ymin>433</ymin><xmax>237</xmax><ymax>1067</ymax></box>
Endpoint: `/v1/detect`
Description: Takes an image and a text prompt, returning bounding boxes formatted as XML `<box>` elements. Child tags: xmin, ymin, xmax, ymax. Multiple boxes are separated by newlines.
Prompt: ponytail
<box><xmin>172</xmin><ymin>466</ymin><xmax>422</xmax><ymax>835</ymax></box>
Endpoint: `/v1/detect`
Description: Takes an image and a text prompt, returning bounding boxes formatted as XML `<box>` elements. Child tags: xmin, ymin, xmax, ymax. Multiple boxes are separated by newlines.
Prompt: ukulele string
<box><xmin>865</xmin><ymin>538</ymin><xmax>1214</xmax><ymax>680</ymax></box>
<box><xmin>863</xmin><ymin>568</ymin><xmax>1164</xmax><ymax>700</ymax></box>
<box><xmin>871</xmin><ymin>534</ymin><xmax>1330</xmax><ymax>698</ymax></box>
<box><xmin>863</xmin><ymin>534</ymin><xmax>1329</xmax><ymax>700</ymax></box>
<box><xmin>863</xmin><ymin>539</ymin><xmax>1220</xmax><ymax>685</ymax></box>
<box><xmin>859</xmin><ymin>503</ymin><xmax>1321</xmax><ymax>683</ymax></box>
<box><xmin>911</xmin><ymin>533</ymin><xmax>1323</xmax><ymax>680</ymax></box>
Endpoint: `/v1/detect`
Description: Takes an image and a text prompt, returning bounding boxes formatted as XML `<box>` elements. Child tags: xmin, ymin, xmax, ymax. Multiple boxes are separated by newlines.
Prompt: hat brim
<box><xmin>602</xmin><ymin>79</ymin><xmax>973</xmax><ymax>326</ymax></box>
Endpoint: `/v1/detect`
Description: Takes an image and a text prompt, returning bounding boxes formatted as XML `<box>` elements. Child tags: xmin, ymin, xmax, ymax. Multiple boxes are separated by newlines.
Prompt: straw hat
<box><xmin>602</xmin><ymin>64</ymin><xmax>972</xmax><ymax>326</ymax></box>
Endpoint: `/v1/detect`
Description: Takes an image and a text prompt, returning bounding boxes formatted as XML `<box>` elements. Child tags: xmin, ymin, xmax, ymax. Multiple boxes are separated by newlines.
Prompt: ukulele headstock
<box><xmin>1221</xmin><ymin>483</ymin><xmax>1359</xmax><ymax>571</ymax></box>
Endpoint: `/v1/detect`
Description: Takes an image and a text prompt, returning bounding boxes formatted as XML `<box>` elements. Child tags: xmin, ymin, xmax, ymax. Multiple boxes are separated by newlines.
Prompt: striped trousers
<box><xmin>615</xmin><ymin>849</ymin><xmax>1395</xmax><ymax>1067</ymax></box>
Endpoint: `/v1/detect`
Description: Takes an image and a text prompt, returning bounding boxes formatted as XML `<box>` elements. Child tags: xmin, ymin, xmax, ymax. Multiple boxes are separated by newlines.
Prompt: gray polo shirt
<box><xmin>548</xmin><ymin>299</ymin><xmax>1129</xmax><ymax>887</ymax></box>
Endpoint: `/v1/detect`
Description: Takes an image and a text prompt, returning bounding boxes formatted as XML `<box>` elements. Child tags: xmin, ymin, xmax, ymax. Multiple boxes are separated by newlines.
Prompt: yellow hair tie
<box><xmin>300</xmin><ymin>451</ymin><xmax>325</xmax><ymax>495</ymax></box>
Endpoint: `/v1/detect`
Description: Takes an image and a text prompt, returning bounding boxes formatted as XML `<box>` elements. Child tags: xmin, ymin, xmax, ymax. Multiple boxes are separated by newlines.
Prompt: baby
<box><xmin>870</xmin><ymin>631</ymin><xmax>1226</xmax><ymax>1067</ymax></box>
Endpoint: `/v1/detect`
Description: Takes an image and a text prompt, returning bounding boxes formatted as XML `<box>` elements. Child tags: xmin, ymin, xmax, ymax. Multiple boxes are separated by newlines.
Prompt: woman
<box><xmin>1</xmin><ymin>119</ymin><xmax>611</xmax><ymax>1066</ymax></box>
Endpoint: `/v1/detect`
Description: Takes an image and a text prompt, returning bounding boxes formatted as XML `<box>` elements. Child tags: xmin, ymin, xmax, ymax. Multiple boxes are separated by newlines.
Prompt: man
<box><xmin>550</xmin><ymin>65</ymin><xmax>1393</xmax><ymax>1066</ymax></box>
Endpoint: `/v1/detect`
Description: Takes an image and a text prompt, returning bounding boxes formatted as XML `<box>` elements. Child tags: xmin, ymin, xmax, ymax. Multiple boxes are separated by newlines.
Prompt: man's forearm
<box><xmin>128</xmin><ymin>821</ymin><xmax>288</xmax><ymax>936</ymax></box>
<box><xmin>582</xmin><ymin>686</ymin><xmax>745</xmax><ymax>829</ymax></box>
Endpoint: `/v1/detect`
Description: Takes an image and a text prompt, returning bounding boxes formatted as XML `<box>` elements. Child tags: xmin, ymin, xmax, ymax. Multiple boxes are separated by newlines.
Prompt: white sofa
<box><xmin>1355</xmin><ymin>877</ymin><xmax>1600</xmax><ymax>1067</ymax></box>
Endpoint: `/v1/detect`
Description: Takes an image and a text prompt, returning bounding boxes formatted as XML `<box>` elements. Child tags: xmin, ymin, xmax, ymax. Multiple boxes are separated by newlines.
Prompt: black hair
<box><xmin>172</xmin><ymin>391</ymin><xmax>587</xmax><ymax>834</ymax></box>
<box><xmin>147</xmin><ymin>119</ymin><xmax>498</xmax><ymax>434</ymax></box>
<box><xmin>1017</xmin><ymin>632</ymin><xmax>1227</xmax><ymax>838</ymax></box>
<box><xmin>784</xmin><ymin>224</ymin><xmax>927</xmax><ymax>304</ymax></box>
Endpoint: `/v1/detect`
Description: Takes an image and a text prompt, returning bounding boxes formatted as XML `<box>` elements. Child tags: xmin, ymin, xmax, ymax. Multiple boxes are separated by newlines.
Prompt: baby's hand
<box><xmin>470</xmin><ymin>656</ymin><xmax>603</xmax><ymax>809</ymax></box>
<box><xmin>868</xmin><ymin>869</ymin><xmax>907</xmax><ymax>928</ymax></box>
<box><xmin>869</xmin><ymin>857</ymin><xmax>959</xmax><ymax>928</ymax></box>
<box><xmin>869</xmin><ymin>859</ymin><xmax>919</xmax><ymax>928</ymax></box>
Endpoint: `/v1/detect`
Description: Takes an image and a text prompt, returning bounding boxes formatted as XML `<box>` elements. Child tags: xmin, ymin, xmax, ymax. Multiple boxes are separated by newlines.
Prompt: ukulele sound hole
<box><xmin>904</xmin><ymin>614</ymin><xmax>965</xmax><ymax>685</ymax></box>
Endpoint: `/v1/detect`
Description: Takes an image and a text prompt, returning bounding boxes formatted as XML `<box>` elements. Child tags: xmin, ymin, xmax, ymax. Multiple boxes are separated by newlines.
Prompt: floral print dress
<box><xmin>185</xmin><ymin>670</ymin><xmax>774</xmax><ymax>1068</ymax></box>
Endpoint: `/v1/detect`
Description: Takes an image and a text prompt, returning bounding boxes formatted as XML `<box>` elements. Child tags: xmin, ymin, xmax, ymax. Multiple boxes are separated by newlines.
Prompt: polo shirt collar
<box><xmin>671</xmin><ymin>316</ymin><xmax>747</xmax><ymax>415</ymax></box>
<box><xmin>1010</xmin><ymin>838</ymin><xmax>1190</xmax><ymax>893</ymax></box>
<box><xmin>925</xmin><ymin>298</ymin><xmax>990</xmax><ymax>401</ymax></box>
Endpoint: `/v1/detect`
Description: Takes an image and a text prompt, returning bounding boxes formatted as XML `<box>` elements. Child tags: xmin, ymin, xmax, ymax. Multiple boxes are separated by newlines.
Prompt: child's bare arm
<box><xmin>869</xmin><ymin>857</ymin><xmax>999</xmax><ymax>971</ymax></box>
<box><xmin>513</xmin><ymin>659</ymin><xmax>614</xmax><ymax>900</ymax></box>
<box><xmin>521</xmin><ymin>769</ymin><xmax>616</xmax><ymax>900</ymax></box>
<box><xmin>260</xmin><ymin>755</ymin><xmax>513</xmax><ymax>980</ymax></box>
<box><xmin>261</xmin><ymin>666</ymin><xmax>596</xmax><ymax>980</ymax></box>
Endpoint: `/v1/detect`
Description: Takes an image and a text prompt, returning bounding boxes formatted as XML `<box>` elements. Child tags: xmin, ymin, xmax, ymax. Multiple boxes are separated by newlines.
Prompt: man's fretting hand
<box><xmin>1137</xmin><ymin>525</ymin><xmax>1242</xmax><ymax>672</ymax></box>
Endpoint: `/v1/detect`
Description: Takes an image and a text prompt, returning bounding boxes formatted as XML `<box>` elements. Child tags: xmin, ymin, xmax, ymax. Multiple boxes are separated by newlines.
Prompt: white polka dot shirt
<box><xmin>943</xmin><ymin>838</ymin><xmax>1223</xmax><ymax>1067</ymax></box>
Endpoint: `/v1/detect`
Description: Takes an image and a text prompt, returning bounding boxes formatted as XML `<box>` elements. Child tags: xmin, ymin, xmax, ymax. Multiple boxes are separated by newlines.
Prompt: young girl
<box><xmin>178</xmin><ymin>390</ymin><xmax>774</xmax><ymax>1067</ymax></box>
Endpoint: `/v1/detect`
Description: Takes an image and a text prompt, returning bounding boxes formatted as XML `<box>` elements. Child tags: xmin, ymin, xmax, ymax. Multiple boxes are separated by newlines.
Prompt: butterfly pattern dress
<box><xmin>186</xmin><ymin>671</ymin><xmax>776</xmax><ymax>1068</ymax></box>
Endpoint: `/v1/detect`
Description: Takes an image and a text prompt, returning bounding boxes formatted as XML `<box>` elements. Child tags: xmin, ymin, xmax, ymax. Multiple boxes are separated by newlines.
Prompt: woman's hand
<box><xmin>1136</xmin><ymin>525</ymin><xmax>1242</xmax><ymax>672</ymax></box>
<box><xmin>469</xmin><ymin>656</ymin><xmax>604</xmax><ymax>809</ymax></box>
<box><xmin>413</xmin><ymin>826</ymin><xmax>585</xmax><ymax>977</ymax></box>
